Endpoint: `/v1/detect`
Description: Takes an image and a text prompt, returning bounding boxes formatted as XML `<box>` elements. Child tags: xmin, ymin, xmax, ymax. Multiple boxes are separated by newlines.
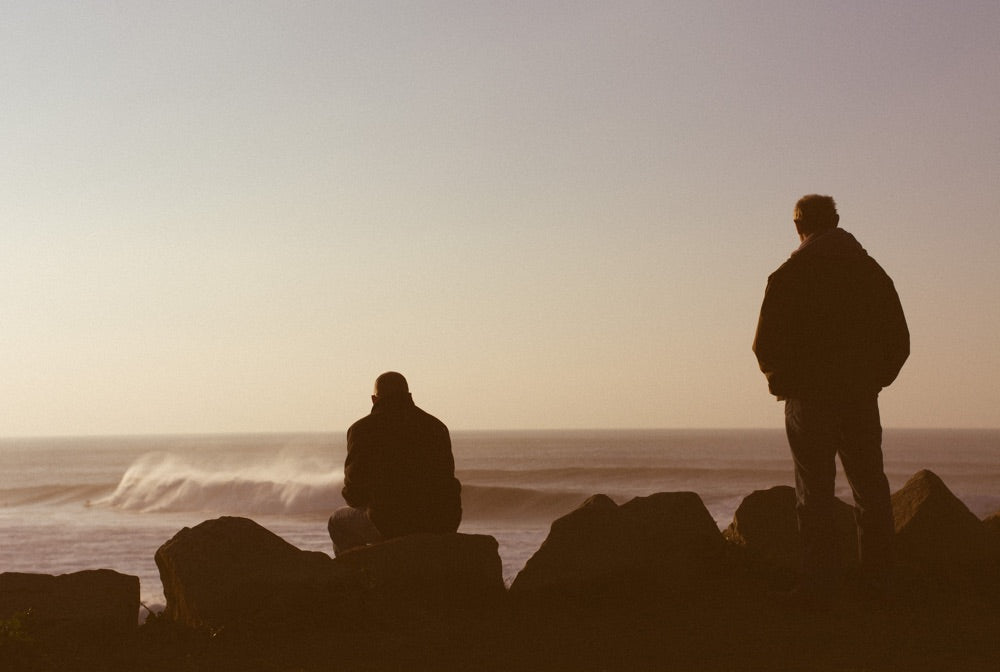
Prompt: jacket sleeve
<box><xmin>341</xmin><ymin>425</ymin><xmax>371</xmax><ymax>508</ymax></box>
<box><xmin>875</xmin><ymin>277</ymin><xmax>910</xmax><ymax>388</ymax></box>
<box><xmin>752</xmin><ymin>273</ymin><xmax>799</xmax><ymax>398</ymax></box>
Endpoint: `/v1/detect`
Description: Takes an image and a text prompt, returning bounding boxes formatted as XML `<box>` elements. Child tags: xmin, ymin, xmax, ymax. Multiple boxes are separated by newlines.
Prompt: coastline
<box><xmin>3</xmin><ymin>467</ymin><xmax>999</xmax><ymax>671</ymax></box>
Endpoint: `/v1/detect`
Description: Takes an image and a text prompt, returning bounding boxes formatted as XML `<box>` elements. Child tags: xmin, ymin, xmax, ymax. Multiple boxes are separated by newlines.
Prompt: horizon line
<box><xmin>3</xmin><ymin>426</ymin><xmax>999</xmax><ymax>441</ymax></box>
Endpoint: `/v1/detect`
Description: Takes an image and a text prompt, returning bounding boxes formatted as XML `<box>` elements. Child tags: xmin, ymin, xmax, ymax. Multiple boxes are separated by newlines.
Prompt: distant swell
<box><xmin>0</xmin><ymin>484</ymin><xmax>115</xmax><ymax>508</ymax></box>
<box><xmin>460</xmin><ymin>485</ymin><xmax>597</xmax><ymax>521</ymax></box>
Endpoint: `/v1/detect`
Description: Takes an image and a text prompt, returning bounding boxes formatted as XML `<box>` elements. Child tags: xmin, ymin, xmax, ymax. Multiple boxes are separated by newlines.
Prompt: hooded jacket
<box><xmin>753</xmin><ymin>227</ymin><xmax>909</xmax><ymax>400</ymax></box>
<box><xmin>342</xmin><ymin>394</ymin><xmax>462</xmax><ymax>538</ymax></box>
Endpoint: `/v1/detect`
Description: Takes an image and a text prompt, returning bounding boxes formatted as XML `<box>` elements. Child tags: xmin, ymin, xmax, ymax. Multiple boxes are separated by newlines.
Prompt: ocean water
<box><xmin>1</xmin><ymin>429</ymin><xmax>998</xmax><ymax>610</ymax></box>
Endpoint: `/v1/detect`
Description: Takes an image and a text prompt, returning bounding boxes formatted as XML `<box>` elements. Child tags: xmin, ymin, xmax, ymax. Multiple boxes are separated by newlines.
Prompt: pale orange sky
<box><xmin>2</xmin><ymin>2</ymin><xmax>998</xmax><ymax>435</ymax></box>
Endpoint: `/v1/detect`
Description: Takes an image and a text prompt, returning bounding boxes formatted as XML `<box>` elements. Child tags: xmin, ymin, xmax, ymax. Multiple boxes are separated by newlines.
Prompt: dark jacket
<box><xmin>753</xmin><ymin>227</ymin><xmax>909</xmax><ymax>400</ymax></box>
<box><xmin>342</xmin><ymin>394</ymin><xmax>462</xmax><ymax>538</ymax></box>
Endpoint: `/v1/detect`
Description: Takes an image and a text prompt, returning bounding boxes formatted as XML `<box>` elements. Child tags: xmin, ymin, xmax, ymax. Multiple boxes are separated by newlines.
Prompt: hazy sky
<box><xmin>3</xmin><ymin>1</ymin><xmax>998</xmax><ymax>436</ymax></box>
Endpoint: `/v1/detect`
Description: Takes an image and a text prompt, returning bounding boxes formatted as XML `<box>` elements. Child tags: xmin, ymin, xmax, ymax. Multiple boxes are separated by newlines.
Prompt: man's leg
<box><xmin>837</xmin><ymin>395</ymin><xmax>893</xmax><ymax>591</ymax></box>
<box><xmin>328</xmin><ymin>506</ymin><xmax>383</xmax><ymax>557</ymax></box>
<box><xmin>785</xmin><ymin>398</ymin><xmax>841</xmax><ymax>598</ymax></box>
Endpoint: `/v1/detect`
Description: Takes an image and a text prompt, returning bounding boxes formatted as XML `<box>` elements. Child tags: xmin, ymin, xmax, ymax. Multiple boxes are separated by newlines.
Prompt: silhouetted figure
<box><xmin>328</xmin><ymin>372</ymin><xmax>462</xmax><ymax>556</ymax></box>
<box><xmin>753</xmin><ymin>195</ymin><xmax>909</xmax><ymax>607</ymax></box>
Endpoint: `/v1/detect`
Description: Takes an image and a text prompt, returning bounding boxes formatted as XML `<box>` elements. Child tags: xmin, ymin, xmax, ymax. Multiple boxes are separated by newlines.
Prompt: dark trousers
<box><xmin>785</xmin><ymin>395</ymin><xmax>894</xmax><ymax>592</ymax></box>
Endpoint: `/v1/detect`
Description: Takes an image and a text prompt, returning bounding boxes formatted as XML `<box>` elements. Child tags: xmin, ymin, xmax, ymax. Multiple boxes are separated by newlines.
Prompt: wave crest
<box><xmin>100</xmin><ymin>452</ymin><xmax>344</xmax><ymax>515</ymax></box>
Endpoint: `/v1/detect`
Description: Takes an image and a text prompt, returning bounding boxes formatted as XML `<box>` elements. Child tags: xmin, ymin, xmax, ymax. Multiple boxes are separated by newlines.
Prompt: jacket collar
<box><xmin>371</xmin><ymin>394</ymin><xmax>416</xmax><ymax>414</ymax></box>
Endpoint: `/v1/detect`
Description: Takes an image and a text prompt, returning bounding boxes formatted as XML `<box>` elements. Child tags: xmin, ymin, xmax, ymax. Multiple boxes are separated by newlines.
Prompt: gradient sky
<box><xmin>3</xmin><ymin>1</ymin><xmax>998</xmax><ymax>436</ymax></box>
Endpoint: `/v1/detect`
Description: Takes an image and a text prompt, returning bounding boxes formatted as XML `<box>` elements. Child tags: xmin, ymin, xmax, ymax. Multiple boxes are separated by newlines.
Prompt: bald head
<box><xmin>373</xmin><ymin>371</ymin><xmax>409</xmax><ymax>400</ymax></box>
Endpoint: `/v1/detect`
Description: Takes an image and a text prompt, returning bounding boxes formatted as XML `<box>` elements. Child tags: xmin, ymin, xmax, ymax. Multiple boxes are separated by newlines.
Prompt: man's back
<box><xmin>343</xmin><ymin>395</ymin><xmax>462</xmax><ymax>538</ymax></box>
<box><xmin>753</xmin><ymin>227</ymin><xmax>909</xmax><ymax>400</ymax></box>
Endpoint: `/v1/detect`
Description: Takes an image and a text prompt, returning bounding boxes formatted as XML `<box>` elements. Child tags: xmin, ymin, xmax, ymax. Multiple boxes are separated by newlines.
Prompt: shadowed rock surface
<box><xmin>723</xmin><ymin>484</ymin><xmax>857</xmax><ymax>571</ymax></box>
<box><xmin>334</xmin><ymin>532</ymin><xmax>505</xmax><ymax>622</ymax></box>
<box><xmin>984</xmin><ymin>511</ymin><xmax>1000</xmax><ymax>553</ymax></box>
<box><xmin>509</xmin><ymin>491</ymin><xmax>726</xmax><ymax>598</ymax></box>
<box><xmin>5</xmin><ymin>473</ymin><xmax>1000</xmax><ymax>672</ymax></box>
<box><xmin>0</xmin><ymin>569</ymin><xmax>138</xmax><ymax>639</ymax></box>
<box><xmin>155</xmin><ymin>516</ymin><xmax>346</xmax><ymax>629</ymax></box>
<box><xmin>891</xmin><ymin>469</ymin><xmax>994</xmax><ymax>591</ymax></box>
<box><xmin>155</xmin><ymin>516</ymin><xmax>504</xmax><ymax>630</ymax></box>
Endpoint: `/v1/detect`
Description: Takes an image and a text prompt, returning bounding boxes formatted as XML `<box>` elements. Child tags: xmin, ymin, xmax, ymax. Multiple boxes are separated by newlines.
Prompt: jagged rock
<box><xmin>723</xmin><ymin>485</ymin><xmax>857</xmax><ymax>571</ymax></box>
<box><xmin>892</xmin><ymin>470</ymin><xmax>991</xmax><ymax>589</ymax></box>
<box><xmin>155</xmin><ymin>516</ymin><xmax>348</xmax><ymax>628</ymax></box>
<box><xmin>509</xmin><ymin>492</ymin><xmax>726</xmax><ymax>598</ymax></box>
<box><xmin>984</xmin><ymin>512</ymin><xmax>1000</xmax><ymax>548</ymax></box>
<box><xmin>0</xmin><ymin>569</ymin><xmax>139</xmax><ymax>639</ymax></box>
<box><xmin>155</xmin><ymin>516</ymin><xmax>503</xmax><ymax>629</ymax></box>
<box><xmin>335</xmin><ymin>533</ymin><xmax>505</xmax><ymax>621</ymax></box>
<box><xmin>984</xmin><ymin>512</ymin><xmax>1000</xmax><ymax>583</ymax></box>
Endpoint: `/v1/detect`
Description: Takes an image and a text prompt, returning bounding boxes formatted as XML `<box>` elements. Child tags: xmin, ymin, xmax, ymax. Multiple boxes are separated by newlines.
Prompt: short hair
<box><xmin>373</xmin><ymin>371</ymin><xmax>409</xmax><ymax>398</ymax></box>
<box><xmin>794</xmin><ymin>194</ymin><xmax>839</xmax><ymax>235</ymax></box>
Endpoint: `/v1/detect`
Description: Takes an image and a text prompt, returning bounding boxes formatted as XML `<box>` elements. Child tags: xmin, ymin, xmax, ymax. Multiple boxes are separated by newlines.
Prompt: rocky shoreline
<box><xmin>3</xmin><ymin>469</ymin><xmax>998</xmax><ymax>671</ymax></box>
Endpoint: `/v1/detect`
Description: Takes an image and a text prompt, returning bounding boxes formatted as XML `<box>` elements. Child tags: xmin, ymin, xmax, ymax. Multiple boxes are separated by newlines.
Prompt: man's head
<box><xmin>793</xmin><ymin>194</ymin><xmax>839</xmax><ymax>240</ymax></box>
<box><xmin>372</xmin><ymin>371</ymin><xmax>409</xmax><ymax>402</ymax></box>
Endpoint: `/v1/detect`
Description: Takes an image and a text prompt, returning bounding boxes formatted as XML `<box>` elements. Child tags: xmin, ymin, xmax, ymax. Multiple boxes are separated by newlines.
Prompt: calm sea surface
<box><xmin>1</xmin><ymin>429</ymin><xmax>997</xmax><ymax>608</ymax></box>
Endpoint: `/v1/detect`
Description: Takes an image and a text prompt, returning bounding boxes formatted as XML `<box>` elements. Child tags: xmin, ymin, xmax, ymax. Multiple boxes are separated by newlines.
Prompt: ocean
<box><xmin>1</xmin><ymin>429</ymin><xmax>998</xmax><ymax>611</ymax></box>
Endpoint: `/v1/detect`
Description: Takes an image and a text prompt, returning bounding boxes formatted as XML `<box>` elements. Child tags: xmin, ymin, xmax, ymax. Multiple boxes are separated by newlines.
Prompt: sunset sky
<box><xmin>3</xmin><ymin>1</ymin><xmax>998</xmax><ymax>436</ymax></box>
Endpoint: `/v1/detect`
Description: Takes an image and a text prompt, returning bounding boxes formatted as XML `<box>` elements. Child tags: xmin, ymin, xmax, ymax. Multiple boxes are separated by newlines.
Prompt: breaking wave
<box><xmin>93</xmin><ymin>452</ymin><xmax>613</xmax><ymax>521</ymax></box>
<box><xmin>99</xmin><ymin>452</ymin><xmax>344</xmax><ymax>515</ymax></box>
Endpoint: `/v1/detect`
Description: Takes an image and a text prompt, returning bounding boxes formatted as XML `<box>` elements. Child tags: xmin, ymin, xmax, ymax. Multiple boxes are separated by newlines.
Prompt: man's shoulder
<box><xmin>767</xmin><ymin>255</ymin><xmax>805</xmax><ymax>284</ymax></box>
<box><xmin>348</xmin><ymin>405</ymin><xmax>448</xmax><ymax>432</ymax></box>
<box><xmin>347</xmin><ymin>413</ymin><xmax>376</xmax><ymax>437</ymax></box>
<box><xmin>412</xmin><ymin>405</ymin><xmax>449</xmax><ymax>432</ymax></box>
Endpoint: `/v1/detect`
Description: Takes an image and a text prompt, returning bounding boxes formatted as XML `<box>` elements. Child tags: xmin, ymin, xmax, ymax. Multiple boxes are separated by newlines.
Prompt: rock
<box><xmin>509</xmin><ymin>492</ymin><xmax>726</xmax><ymax>598</ymax></box>
<box><xmin>334</xmin><ymin>533</ymin><xmax>505</xmax><ymax>622</ymax></box>
<box><xmin>984</xmin><ymin>512</ymin><xmax>1000</xmax><ymax>586</ymax></box>
<box><xmin>891</xmin><ymin>470</ymin><xmax>991</xmax><ymax>590</ymax></box>
<box><xmin>984</xmin><ymin>511</ymin><xmax>1000</xmax><ymax>552</ymax></box>
<box><xmin>155</xmin><ymin>516</ymin><xmax>352</xmax><ymax>629</ymax></box>
<box><xmin>723</xmin><ymin>485</ymin><xmax>857</xmax><ymax>571</ymax></box>
<box><xmin>155</xmin><ymin>516</ymin><xmax>504</xmax><ymax>630</ymax></box>
<box><xmin>0</xmin><ymin>569</ymin><xmax>139</xmax><ymax>639</ymax></box>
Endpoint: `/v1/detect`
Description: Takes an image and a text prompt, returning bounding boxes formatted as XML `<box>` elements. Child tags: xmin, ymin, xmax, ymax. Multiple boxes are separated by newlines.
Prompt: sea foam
<box><xmin>100</xmin><ymin>451</ymin><xmax>344</xmax><ymax>515</ymax></box>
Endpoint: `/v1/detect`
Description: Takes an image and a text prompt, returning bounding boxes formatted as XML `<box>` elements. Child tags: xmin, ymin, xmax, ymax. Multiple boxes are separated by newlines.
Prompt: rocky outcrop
<box><xmin>0</xmin><ymin>569</ymin><xmax>138</xmax><ymax>639</ymax></box>
<box><xmin>335</xmin><ymin>533</ymin><xmax>505</xmax><ymax>622</ymax></box>
<box><xmin>722</xmin><ymin>471</ymin><xmax>996</xmax><ymax>591</ymax></box>
<box><xmin>984</xmin><ymin>512</ymin><xmax>1000</xmax><ymax>547</ymax></box>
<box><xmin>723</xmin><ymin>485</ymin><xmax>857</xmax><ymax>571</ymax></box>
<box><xmin>155</xmin><ymin>516</ymin><xmax>503</xmax><ymax>629</ymax></box>
<box><xmin>7</xmin><ymin>473</ymin><xmax>1000</xmax><ymax>672</ymax></box>
<box><xmin>892</xmin><ymin>469</ymin><xmax>993</xmax><ymax>590</ymax></box>
<box><xmin>155</xmin><ymin>516</ymin><xmax>344</xmax><ymax>628</ymax></box>
<box><xmin>509</xmin><ymin>492</ymin><xmax>726</xmax><ymax>598</ymax></box>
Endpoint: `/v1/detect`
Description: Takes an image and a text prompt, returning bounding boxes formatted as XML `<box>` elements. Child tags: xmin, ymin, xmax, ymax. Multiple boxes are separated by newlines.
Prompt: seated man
<box><xmin>328</xmin><ymin>371</ymin><xmax>462</xmax><ymax>556</ymax></box>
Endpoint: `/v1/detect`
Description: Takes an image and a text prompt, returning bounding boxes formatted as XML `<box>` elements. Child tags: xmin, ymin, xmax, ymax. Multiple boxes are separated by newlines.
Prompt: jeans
<box><xmin>785</xmin><ymin>395</ymin><xmax>894</xmax><ymax>591</ymax></box>
<box><xmin>328</xmin><ymin>506</ymin><xmax>383</xmax><ymax>557</ymax></box>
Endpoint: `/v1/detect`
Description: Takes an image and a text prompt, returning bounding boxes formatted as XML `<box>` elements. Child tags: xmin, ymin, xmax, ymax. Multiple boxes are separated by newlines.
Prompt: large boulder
<box><xmin>335</xmin><ymin>533</ymin><xmax>505</xmax><ymax>622</ymax></box>
<box><xmin>984</xmin><ymin>512</ymin><xmax>1000</xmax><ymax>554</ymax></box>
<box><xmin>0</xmin><ymin>569</ymin><xmax>139</xmax><ymax>639</ymax></box>
<box><xmin>509</xmin><ymin>492</ymin><xmax>726</xmax><ymax>598</ymax></box>
<box><xmin>155</xmin><ymin>516</ymin><xmax>503</xmax><ymax>629</ymax></box>
<box><xmin>892</xmin><ymin>470</ymin><xmax>992</xmax><ymax>590</ymax></box>
<box><xmin>723</xmin><ymin>485</ymin><xmax>857</xmax><ymax>571</ymax></box>
<box><xmin>155</xmin><ymin>516</ymin><xmax>347</xmax><ymax>628</ymax></box>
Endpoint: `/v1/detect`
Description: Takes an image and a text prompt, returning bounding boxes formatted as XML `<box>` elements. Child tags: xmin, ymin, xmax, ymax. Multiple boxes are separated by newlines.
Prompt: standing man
<box><xmin>328</xmin><ymin>371</ymin><xmax>462</xmax><ymax>556</ymax></box>
<box><xmin>753</xmin><ymin>195</ymin><xmax>909</xmax><ymax>606</ymax></box>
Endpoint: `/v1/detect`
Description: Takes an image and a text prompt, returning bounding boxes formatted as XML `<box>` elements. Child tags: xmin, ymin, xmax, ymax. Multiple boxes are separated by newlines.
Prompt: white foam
<box><xmin>99</xmin><ymin>451</ymin><xmax>344</xmax><ymax>515</ymax></box>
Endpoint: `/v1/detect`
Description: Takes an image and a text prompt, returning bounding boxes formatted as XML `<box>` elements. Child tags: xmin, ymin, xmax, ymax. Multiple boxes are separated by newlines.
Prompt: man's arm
<box><xmin>341</xmin><ymin>425</ymin><xmax>371</xmax><ymax>508</ymax></box>
<box><xmin>876</xmin><ymin>277</ymin><xmax>910</xmax><ymax>388</ymax></box>
<box><xmin>752</xmin><ymin>272</ymin><xmax>799</xmax><ymax>398</ymax></box>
